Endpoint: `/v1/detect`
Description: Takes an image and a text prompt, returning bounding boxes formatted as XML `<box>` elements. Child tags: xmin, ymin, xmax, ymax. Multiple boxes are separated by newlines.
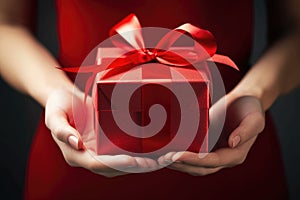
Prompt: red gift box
<box><xmin>61</xmin><ymin>14</ymin><xmax>238</xmax><ymax>157</ymax></box>
<box><xmin>93</xmin><ymin>48</ymin><xmax>209</xmax><ymax>156</ymax></box>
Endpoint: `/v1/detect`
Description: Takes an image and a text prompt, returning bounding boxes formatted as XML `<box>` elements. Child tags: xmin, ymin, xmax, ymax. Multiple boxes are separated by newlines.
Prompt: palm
<box><xmin>45</xmin><ymin>88</ymin><xmax>159</xmax><ymax>177</ymax></box>
<box><xmin>210</xmin><ymin>95</ymin><xmax>265</xmax><ymax>150</ymax></box>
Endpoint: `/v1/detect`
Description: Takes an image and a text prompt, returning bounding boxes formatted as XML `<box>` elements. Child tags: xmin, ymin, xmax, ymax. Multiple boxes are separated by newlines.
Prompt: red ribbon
<box><xmin>61</xmin><ymin>14</ymin><xmax>238</xmax><ymax>102</ymax></box>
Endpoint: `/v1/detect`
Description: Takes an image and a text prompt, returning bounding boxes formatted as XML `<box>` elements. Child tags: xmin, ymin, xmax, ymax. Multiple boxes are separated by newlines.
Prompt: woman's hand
<box><xmin>45</xmin><ymin>88</ymin><xmax>159</xmax><ymax>177</ymax></box>
<box><xmin>158</xmin><ymin>94</ymin><xmax>265</xmax><ymax>176</ymax></box>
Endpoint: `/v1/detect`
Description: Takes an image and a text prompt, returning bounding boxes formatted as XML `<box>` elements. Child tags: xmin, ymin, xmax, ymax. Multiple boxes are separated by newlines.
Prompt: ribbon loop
<box><xmin>109</xmin><ymin>14</ymin><xmax>145</xmax><ymax>51</ymax></box>
<box><xmin>155</xmin><ymin>23</ymin><xmax>216</xmax><ymax>58</ymax></box>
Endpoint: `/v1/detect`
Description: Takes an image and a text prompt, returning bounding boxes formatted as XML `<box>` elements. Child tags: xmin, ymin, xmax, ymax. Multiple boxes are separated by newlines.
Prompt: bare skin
<box><xmin>1</xmin><ymin>0</ymin><xmax>300</xmax><ymax>177</ymax></box>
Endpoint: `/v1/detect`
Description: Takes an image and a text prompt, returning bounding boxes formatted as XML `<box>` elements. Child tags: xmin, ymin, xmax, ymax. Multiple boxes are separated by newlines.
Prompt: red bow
<box><xmin>61</xmin><ymin>14</ymin><xmax>238</xmax><ymax>102</ymax></box>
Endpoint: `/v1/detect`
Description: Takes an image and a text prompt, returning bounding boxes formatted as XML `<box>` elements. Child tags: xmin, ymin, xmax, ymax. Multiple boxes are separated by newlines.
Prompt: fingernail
<box><xmin>232</xmin><ymin>136</ymin><xmax>241</xmax><ymax>148</ymax></box>
<box><xmin>68</xmin><ymin>135</ymin><xmax>80</xmax><ymax>150</ymax></box>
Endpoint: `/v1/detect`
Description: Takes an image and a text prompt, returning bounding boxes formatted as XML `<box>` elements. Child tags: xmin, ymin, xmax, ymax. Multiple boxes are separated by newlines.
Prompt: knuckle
<box><xmin>52</xmin><ymin>127</ymin><xmax>66</xmax><ymax>141</ymax></box>
<box><xmin>236</xmin><ymin>160</ymin><xmax>244</xmax><ymax>166</ymax></box>
<box><xmin>240</xmin><ymin>155</ymin><xmax>247</xmax><ymax>164</ymax></box>
<box><xmin>118</xmin><ymin>155</ymin><xmax>137</xmax><ymax>167</ymax></box>
<box><xmin>127</xmin><ymin>158</ymin><xmax>138</xmax><ymax>167</ymax></box>
<box><xmin>235</xmin><ymin>154</ymin><xmax>247</xmax><ymax>166</ymax></box>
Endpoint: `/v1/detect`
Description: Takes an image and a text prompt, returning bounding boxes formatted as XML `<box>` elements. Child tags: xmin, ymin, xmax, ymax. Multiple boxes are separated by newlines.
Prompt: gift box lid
<box><xmin>93</xmin><ymin>47</ymin><xmax>210</xmax><ymax>110</ymax></box>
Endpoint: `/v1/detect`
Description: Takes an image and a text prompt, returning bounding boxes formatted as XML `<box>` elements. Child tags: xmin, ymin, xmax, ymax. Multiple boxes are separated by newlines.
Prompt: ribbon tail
<box><xmin>208</xmin><ymin>54</ymin><xmax>239</xmax><ymax>70</ymax></box>
<box><xmin>83</xmin><ymin>73</ymin><xmax>97</xmax><ymax>104</ymax></box>
<box><xmin>58</xmin><ymin>65</ymin><xmax>105</xmax><ymax>73</ymax></box>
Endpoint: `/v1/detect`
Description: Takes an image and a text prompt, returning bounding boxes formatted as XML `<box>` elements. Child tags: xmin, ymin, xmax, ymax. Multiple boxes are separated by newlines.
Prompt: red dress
<box><xmin>25</xmin><ymin>0</ymin><xmax>288</xmax><ymax>199</ymax></box>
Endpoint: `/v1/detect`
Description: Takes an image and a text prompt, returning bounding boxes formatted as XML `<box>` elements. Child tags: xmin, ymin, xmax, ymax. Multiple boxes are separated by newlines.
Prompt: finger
<box><xmin>88</xmin><ymin>156</ymin><xmax>130</xmax><ymax>177</ymax></box>
<box><xmin>168</xmin><ymin>162</ymin><xmax>222</xmax><ymax>176</ymax></box>
<box><xmin>93</xmin><ymin>154</ymin><xmax>139</xmax><ymax>170</ymax></box>
<box><xmin>171</xmin><ymin>137</ymin><xmax>256</xmax><ymax>168</ymax></box>
<box><xmin>56</xmin><ymin>136</ymin><xmax>158</xmax><ymax>175</ymax></box>
<box><xmin>142</xmin><ymin>157</ymin><xmax>159</xmax><ymax>169</ymax></box>
<box><xmin>134</xmin><ymin>157</ymin><xmax>150</xmax><ymax>168</ymax></box>
<box><xmin>158</xmin><ymin>152</ymin><xmax>178</xmax><ymax>166</ymax></box>
<box><xmin>124</xmin><ymin>157</ymin><xmax>159</xmax><ymax>173</ymax></box>
<box><xmin>228</xmin><ymin>111</ymin><xmax>265</xmax><ymax>148</ymax></box>
<box><xmin>52</xmin><ymin>140</ymin><xmax>130</xmax><ymax>177</ymax></box>
<box><xmin>46</xmin><ymin>109</ymin><xmax>83</xmax><ymax>150</ymax></box>
<box><xmin>78</xmin><ymin>153</ymin><xmax>138</xmax><ymax>174</ymax></box>
<box><xmin>92</xmin><ymin>155</ymin><xmax>159</xmax><ymax>174</ymax></box>
<box><xmin>89</xmin><ymin>156</ymin><xmax>129</xmax><ymax>177</ymax></box>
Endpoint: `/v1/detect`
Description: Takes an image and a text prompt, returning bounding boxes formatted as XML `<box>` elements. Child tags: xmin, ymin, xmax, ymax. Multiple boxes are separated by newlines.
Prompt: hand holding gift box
<box><xmin>62</xmin><ymin>14</ymin><xmax>238</xmax><ymax>158</ymax></box>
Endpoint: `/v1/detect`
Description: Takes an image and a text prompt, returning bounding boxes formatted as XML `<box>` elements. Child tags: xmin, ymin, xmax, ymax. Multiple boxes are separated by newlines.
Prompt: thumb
<box><xmin>226</xmin><ymin>96</ymin><xmax>265</xmax><ymax>148</ymax></box>
<box><xmin>45</xmin><ymin>108</ymin><xmax>84</xmax><ymax>150</ymax></box>
<box><xmin>228</xmin><ymin>111</ymin><xmax>265</xmax><ymax>148</ymax></box>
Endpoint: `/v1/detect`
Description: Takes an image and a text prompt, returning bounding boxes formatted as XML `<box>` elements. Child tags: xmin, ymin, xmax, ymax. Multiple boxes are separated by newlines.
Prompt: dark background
<box><xmin>0</xmin><ymin>0</ymin><xmax>299</xmax><ymax>199</ymax></box>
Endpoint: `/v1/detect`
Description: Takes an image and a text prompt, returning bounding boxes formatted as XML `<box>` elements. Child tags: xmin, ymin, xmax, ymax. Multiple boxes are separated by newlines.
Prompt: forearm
<box><xmin>0</xmin><ymin>24</ymin><xmax>73</xmax><ymax>107</ymax></box>
<box><xmin>230</xmin><ymin>32</ymin><xmax>300</xmax><ymax>110</ymax></box>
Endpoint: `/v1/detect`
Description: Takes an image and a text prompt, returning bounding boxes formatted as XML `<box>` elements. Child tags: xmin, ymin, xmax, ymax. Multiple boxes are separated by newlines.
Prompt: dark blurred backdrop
<box><xmin>0</xmin><ymin>0</ymin><xmax>299</xmax><ymax>199</ymax></box>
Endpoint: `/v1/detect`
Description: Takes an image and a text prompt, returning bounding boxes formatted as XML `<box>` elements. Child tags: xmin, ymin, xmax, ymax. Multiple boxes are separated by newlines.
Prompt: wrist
<box><xmin>27</xmin><ymin>76</ymin><xmax>75</xmax><ymax>107</ymax></box>
<box><xmin>228</xmin><ymin>83</ymin><xmax>280</xmax><ymax>111</ymax></box>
